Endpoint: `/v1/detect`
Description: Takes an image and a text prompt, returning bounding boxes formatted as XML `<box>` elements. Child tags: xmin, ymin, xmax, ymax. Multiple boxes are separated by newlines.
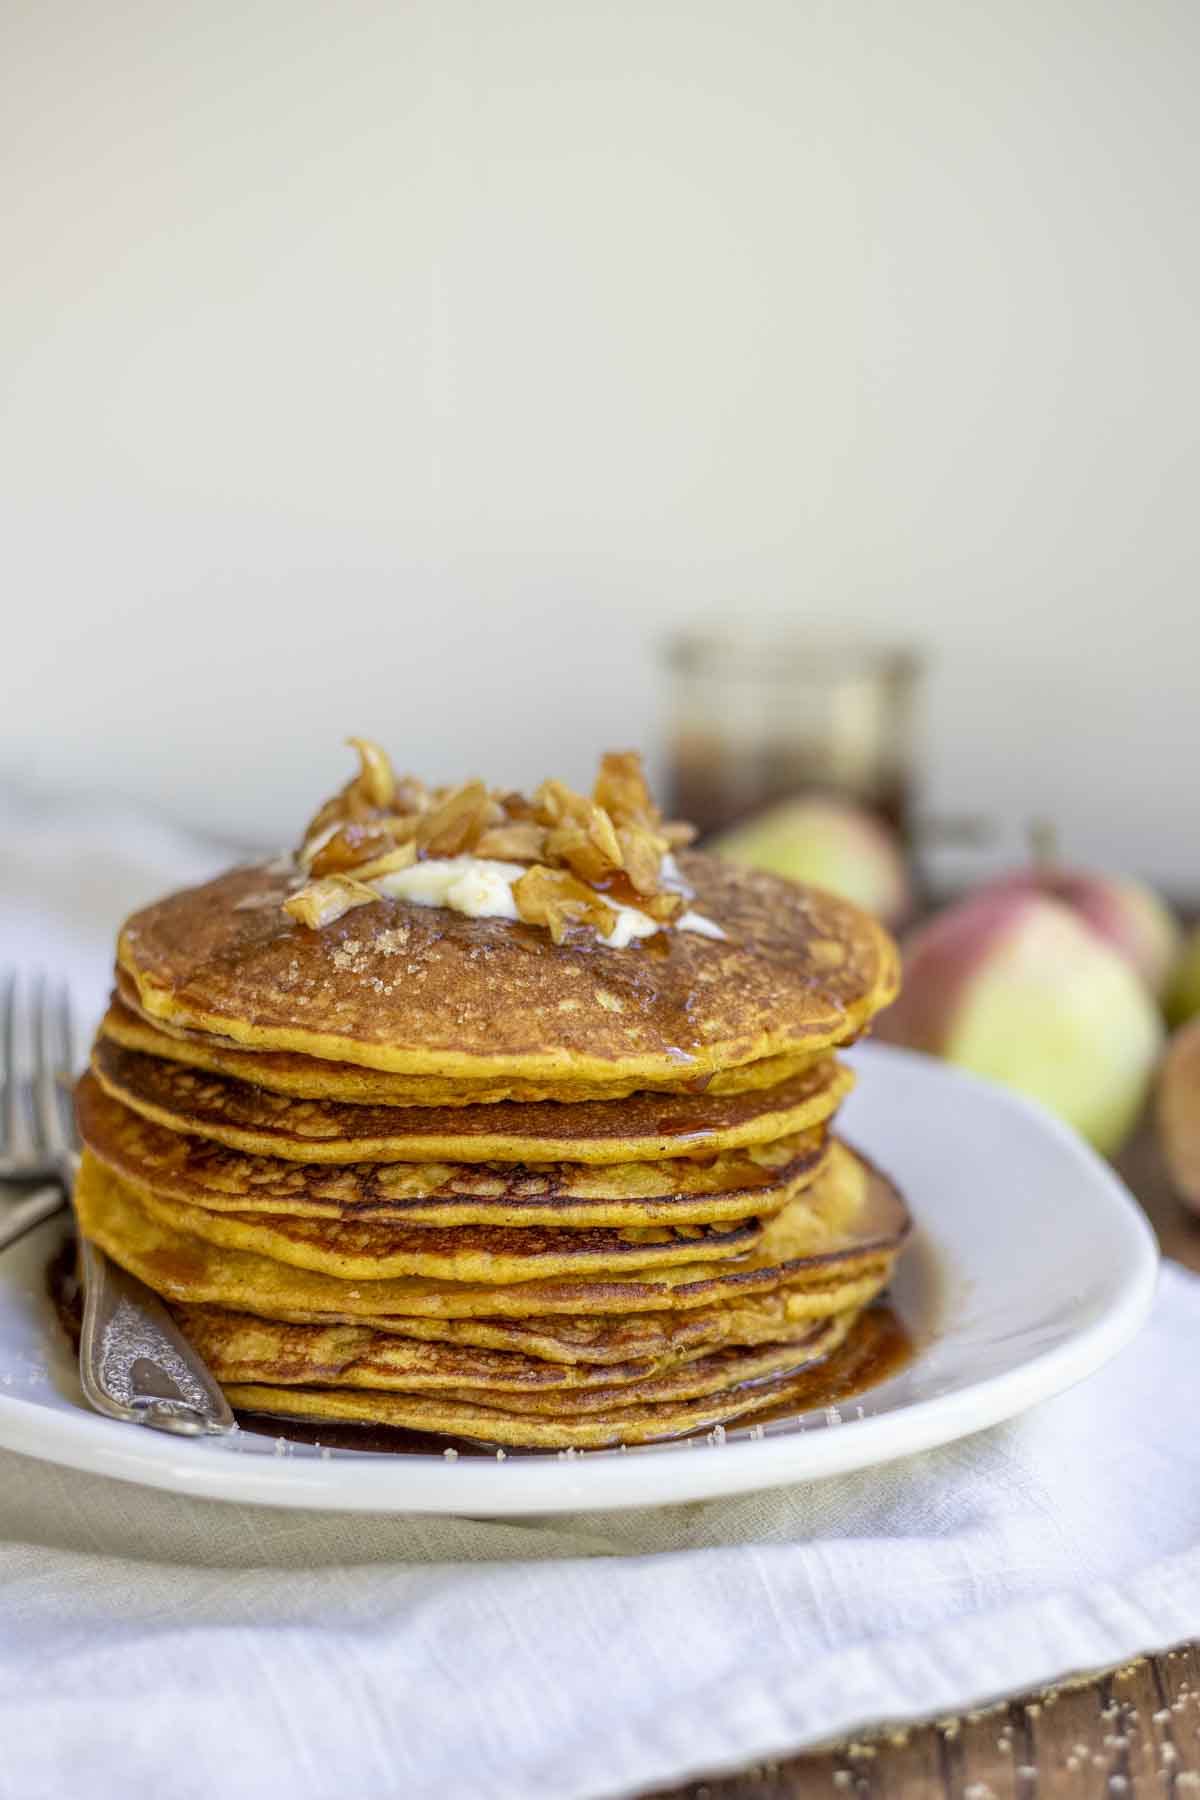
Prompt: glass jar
<box><xmin>661</xmin><ymin>630</ymin><xmax>924</xmax><ymax>842</ymax></box>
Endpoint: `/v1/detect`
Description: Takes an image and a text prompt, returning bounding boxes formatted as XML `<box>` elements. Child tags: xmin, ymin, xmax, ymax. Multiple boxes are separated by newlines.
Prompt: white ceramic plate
<box><xmin>0</xmin><ymin>1045</ymin><xmax>1157</xmax><ymax>1515</ymax></box>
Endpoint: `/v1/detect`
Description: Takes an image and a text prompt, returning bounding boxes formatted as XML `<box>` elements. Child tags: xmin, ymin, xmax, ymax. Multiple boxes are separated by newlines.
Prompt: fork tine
<box><xmin>54</xmin><ymin>978</ymin><xmax>80</xmax><ymax>1154</ymax></box>
<box><xmin>2</xmin><ymin>970</ymin><xmax>35</xmax><ymax>1164</ymax></box>
<box><xmin>33</xmin><ymin>972</ymin><xmax>73</xmax><ymax>1162</ymax></box>
<box><xmin>1</xmin><ymin>970</ymin><xmax>12</xmax><ymax>1156</ymax></box>
<box><xmin>59</xmin><ymin>981</ymin><xmax>76</xmax><ymax>1075</ymax></box>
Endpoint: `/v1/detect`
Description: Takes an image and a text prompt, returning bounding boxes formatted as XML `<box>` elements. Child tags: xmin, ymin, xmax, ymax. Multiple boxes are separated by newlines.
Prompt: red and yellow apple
<box><xmin>990</xmin><ymin>865</ymin><xmax>1181</xmax><ymax>1002</ymax></box>
<box><xmin>878</xmin><ymin>888</ymin><xmax>1163</xmax><ymax>1154</ymax></box>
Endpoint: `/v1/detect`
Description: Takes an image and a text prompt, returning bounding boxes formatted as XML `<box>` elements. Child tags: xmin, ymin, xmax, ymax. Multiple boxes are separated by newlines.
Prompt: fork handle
<box><xmin>79</xmin><ymin>1237</ymin><xmax>236</xmax><ymax>1436</ymax></box>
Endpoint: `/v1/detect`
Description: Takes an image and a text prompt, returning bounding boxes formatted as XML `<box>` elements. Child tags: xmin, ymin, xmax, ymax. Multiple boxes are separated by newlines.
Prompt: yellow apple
<box><xmin>715</xmin><ymin>798</ymin><xmax>912</xmax><ymax>928</ymax></box>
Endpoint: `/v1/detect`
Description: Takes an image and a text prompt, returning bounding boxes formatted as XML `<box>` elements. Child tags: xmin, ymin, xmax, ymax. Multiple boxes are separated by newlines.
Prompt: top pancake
<box><xmin>117</xmin><ymin>853</ymin><xmax>899</xmax><ymax>1081</ymax></box>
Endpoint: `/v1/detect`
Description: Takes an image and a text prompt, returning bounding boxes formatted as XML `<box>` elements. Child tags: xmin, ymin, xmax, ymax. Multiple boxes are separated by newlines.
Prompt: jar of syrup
<box><xmin>661</xmin><ymin>629</ymin><xmax>924</xmax><ymax>844</ymax></box>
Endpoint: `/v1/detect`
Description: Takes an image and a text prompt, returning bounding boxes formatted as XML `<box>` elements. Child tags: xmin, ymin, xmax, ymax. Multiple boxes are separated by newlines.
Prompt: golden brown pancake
<box><xmin>75</xmin><ymin>1140</ymin><xmax>908</xmax><ymax>1319</ymax></box>
<box><xmin>117</xmin><ymin>1180</ymin><xmax>768</xmax><ymax>1283</ymax></box>
<box><xmin>116</xmin><ymin>853</ymin><xmax>900</xmax><ymax>1081</ymax></box>
<box><xmin>173</xmin><ymin>1303</ymin><xmax>840</xmax><ymax>1396</ymax></box>
<box><xmin>358</xmin><ymin>1268</ymin><xmax>894</xmax><ymax>1364</ymax></box>
<box><xmin>90</xmin><ymin>1036</ymin><xmax>853</xmax><ymax>1166</ymax></box>
<box><xmin>221</xmin><ymin>1309</ymin><xmax>893</xmax><ymax>1447</ymax></box>
<box><xmin>172</xmin><ymin>1307</ymin><xmax>663</xmax><ymax>1390</ymax></box>
<box><xmin>414</xmin><ymin>1326</ymin><xmax>853</xmax><ymax>1415</ymax></box>
<box><xmin>76</xmin><ymin>1076</ymin><xmax>831</xmax><ymax>1228</ymax></box>
<box><xmin>106</xmin><ymin>987</ymin><xmax>826</xmax><ymax>1106</ymax></box>
<box><xmin>222</xmin><ymin>1372</ymin><xmax>800</xmax><ymax>1448</ymax></box>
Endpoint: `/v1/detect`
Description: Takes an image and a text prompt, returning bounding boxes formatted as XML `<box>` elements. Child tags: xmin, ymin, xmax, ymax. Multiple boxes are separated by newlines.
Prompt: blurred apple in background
<box><xmin>1159</xmin><ymin>1015</ymin><xmax>1200</xmax><ymax>1208</ymax></box>
<box><xmin>988</xmin><ymin>853</ymin><xmax>1182</xmax><ymax>1003</ymax></box>
<box><xmin>714</xmin><ymin>797</ymin><xmax>912</xmax><ymax>930</ymax></box>
<box><xmin>877</xmin><ymin>888</ymin><xmax>1163</xmax><ymax>1155</ymax></box>
<box><xmin>1167</xmin><ymin>926</ymin><xmax>1200</xmax><ymax>1027</ymax></box>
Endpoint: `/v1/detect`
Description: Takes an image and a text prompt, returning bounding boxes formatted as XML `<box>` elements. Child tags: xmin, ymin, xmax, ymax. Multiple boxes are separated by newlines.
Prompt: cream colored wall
<box><xmin>3</xmin><ymin>0</ymin><xmax>1197</xmax><ymax>883</ymax></box>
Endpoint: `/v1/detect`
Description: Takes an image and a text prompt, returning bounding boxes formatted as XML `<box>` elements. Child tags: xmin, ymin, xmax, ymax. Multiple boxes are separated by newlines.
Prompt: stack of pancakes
<box><xmin>74</xmin><ymin>786</ymin><xmax>906</xmax><ymax>1450</ymax></box>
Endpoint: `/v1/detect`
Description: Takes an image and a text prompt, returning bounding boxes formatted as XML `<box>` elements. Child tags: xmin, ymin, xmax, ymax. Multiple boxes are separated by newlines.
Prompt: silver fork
<box><xmin>0</xmin><ymin>972</ymin><xmax>235</xmax><ymax>1436</ymax></box>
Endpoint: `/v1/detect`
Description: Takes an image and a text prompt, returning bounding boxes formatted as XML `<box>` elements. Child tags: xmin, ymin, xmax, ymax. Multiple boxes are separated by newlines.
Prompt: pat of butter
<box><xmin>374</xmin><ymin>856</ymin><xmax>523</xmax><ymax>920</ymax></box>
<box><xmin>371</xmin><ymin>853</ymin><xmax>724</xmax><ymax>943</ymax></box>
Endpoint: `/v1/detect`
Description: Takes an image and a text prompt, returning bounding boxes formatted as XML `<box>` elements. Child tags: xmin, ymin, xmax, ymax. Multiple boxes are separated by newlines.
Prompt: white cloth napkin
<box><xmin>3</xmin><ymin>790</ymin><xmax>1199</xmax><ymax>1800</ymax></box>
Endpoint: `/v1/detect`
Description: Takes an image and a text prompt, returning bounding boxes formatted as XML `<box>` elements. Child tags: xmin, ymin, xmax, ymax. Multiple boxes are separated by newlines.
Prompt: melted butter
<box><xmin>370</xmin><ymin>854</ymin><xmax>724</xmax><ymax>946</ymax></box>
<box><xmin>375</xmin><ymin>856</ymin><xmax>524</xmax><ymax>921</ymax></box>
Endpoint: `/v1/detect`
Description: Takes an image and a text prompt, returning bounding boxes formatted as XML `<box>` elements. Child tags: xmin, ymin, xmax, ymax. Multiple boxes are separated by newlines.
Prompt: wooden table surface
<box><xmin>650</xmin><ymin>1117</ymin><xmax>1200</xmax><ymax>1800</ymax></box>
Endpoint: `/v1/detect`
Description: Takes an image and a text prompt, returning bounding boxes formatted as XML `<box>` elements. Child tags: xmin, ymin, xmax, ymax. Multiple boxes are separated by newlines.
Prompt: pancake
<box><xmin>350</xmin><ymin>1267</ymin><xmax>894</xmax><ymax>1364</ymax></box>
<box><xmin>173</xmin><ymin>1303</ymin><xmax>842</xmax><ymax>1396</ymax></box>
<box><xmin>437</xmin><ymin>1324</ymin><xmax>853</xmax><ymax>1414</ymax></box>
<box><xmin>106</xmin><ymin>987</ymin><xmax>825</xmax><ymax>1107</ymax></box>
<box><xmin>222</xmin><ymin>1309</ymin><xmax>894</xmax><ymax>1448</ymax></box>
<box><xmin>172</xmin><ymin>1307</ymin><xmax>661</xmax><ymax>1390</ymax></box>
<box><xmin>76</xmin><ymin>1076</ymin><xmax>831</xmax><ymax>1228</ymax></box>
<box><xmin>116</xmin><ymin>852</ymin><xmax>900</xmax><ymax>1081</ymax></box>
<box><xmin>90</xmin><ymin>1036</ymin><xmax>853</xmax><ymax>1166</ymax></box>
<box><xmin>117</xmin><ymin>1180</ymin><xmax>768</xmax><ymax>1283</ymax></box>
<box><xmin>75</xmin><ymin>1140</ymin><xmax>908</xmax><ymax>1319</ymax></box>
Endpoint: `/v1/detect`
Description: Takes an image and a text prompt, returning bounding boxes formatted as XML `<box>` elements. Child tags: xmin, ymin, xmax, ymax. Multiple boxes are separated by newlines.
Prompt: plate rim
<box><xmin>0</xmin><ymin>1045</ymin><xmax>1160</xmax><ymax>1515</ymax></box>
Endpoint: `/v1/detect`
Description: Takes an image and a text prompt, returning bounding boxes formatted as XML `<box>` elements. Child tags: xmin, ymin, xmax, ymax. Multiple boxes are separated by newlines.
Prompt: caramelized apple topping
<box><xmin>345</xmin><ymin>736</ymin><xmax>397</xmax><ymax>810</ymax></box>
<box><xmin>285</xmin><ymin>738</ymin><xmax>700</xmax><ymax>938</ymax></box>
<box><xmin>282</xmin><ymin>876</ymin><xmax>378</xmax><ymax>930</ymax></box>
<box><xmin>415</xmin><ymin>781</ymin><xmax>501</xmax><ymax>858</ymax></box>
<box><xmin>307</xmin><ymin>821</ymin><xmax>400</xmax><ymax>878</ymax></box>
<box><xmin>512</xmin><ymin>867</ymin><xmax>619</xmax><ymax>945</ymax></box>
<box><xmin>474</xmin><ymin>821</ymin><xmax>548</xmax><ymax>861</ymax></box>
